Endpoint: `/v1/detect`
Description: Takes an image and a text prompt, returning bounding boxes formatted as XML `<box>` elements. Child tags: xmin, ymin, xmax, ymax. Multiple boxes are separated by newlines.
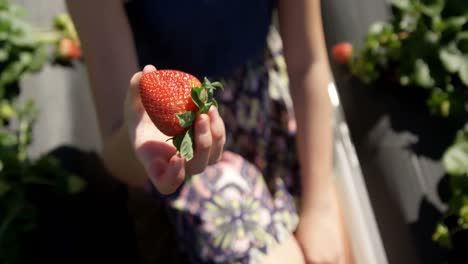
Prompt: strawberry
<box><xmin>58</xmin><ymin>37</ymin><xmax>81</xmax><ymax>60</ymax></box>
<box><xmin>332</xmin><ymin>42</ymin><xmax>353</xmax><ymax>64</ymax></box>
<box><xmin>139</xmin><ymin>69</ymin><xmax>223</xmax><ymax>160</ymax></box>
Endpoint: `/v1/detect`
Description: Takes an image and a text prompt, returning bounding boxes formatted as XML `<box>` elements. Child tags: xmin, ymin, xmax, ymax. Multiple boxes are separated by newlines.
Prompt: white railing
<box><xmin>329</xmin><ymin>82</ymin><xmax>389</xmax><ymax>264</ymax></box>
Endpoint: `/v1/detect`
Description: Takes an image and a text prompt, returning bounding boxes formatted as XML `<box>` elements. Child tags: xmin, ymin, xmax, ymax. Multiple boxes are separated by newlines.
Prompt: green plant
<box><xmin>349</xmin><ymin>0</ymin><xmax>468</xmax><ymax>117</ymax></box>
<box><xmin>335</xmin><ymin>0</ymin><xmax>468</xmax><ymax>254</ymax></box>
<box><xmin>0</xmin><ymin>1</ymin><xmax>84</xmax><ymax>262</ymax></box>
<box><xmin>433</xmin><ymin>126</ymin><xmax>468</xmax><ymax>249</ymax></box>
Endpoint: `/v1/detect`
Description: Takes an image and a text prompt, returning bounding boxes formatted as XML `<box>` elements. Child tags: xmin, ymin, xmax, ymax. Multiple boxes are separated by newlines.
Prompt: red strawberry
<box><xmin>139</xmin><ymin>69</ymin><xmax>223</xmax><ymax>160</ymax></box>
<box><xmin>332</xmin><ymin>42</ymin><xmax>353</xmax><ymax>64</ymax></box>
<box><xmin>58</xmin><ymin>37</ymin><xmax>81</xmax><ymax>60</ymax></box>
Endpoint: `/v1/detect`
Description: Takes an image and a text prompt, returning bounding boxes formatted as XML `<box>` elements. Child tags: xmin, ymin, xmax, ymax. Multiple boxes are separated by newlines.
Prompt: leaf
<box><xmin>0</xmin><ymin>61</ymin><xmax>25</xmax><ymax>87</ymax></box>
<box><xmin>440</xmin><ymin>100</ymin><xmax>450</xmax><ymax>117</ymax></box>
<box><xmin>210</xmin><ymin>81</ymin><xmax>224</xmax><ymax>90</ymax></box>
<box><xmin>427</xmin><ymin>88</ymin><xmax>449</xmax><ymax>116</ymax></box>
<box><xmin>419</xmin><ymin>0</ymin><xmax>444</xmax><ymax>17</ymax></box>
<box><xmin>413</xmin><ymin>59</ymin><xmax>434</xmax><ymax>88</ymax></box>
<box><xmin>456</xmin><ymin>31</ymin><xmax>468</xmax><ymax>53</ymax></box>
<box><xmin>0</xmin><ymin>45</ymin><xmax>9</xmax><ymax>62</ymax></box>
<box><xmin>433</xmin><ymin>16</ymin><xmax>466</xmax><ymax>33</ymax></box>
<box><xmin>433</xmin><ymin>223</ymin><xmax>451</xmax><ymax>248</ymax></box>
<box><xmin>173</xmin><ymin>134</ymin><xmax>183</xmax><ymax>151</ymax></box>
<box><xmin>19</xmin><ymin>51</ymin><xmax>32</xmax><ymax>66</ymax></box>
<box><xmin>368</xmin><ymin>22</ymin><xmax>392</xmax><ymax>36</ymax></box>
<box><xmin>444</xmin><ymin>16</ymin><xmax>467</xmax><ymax>31</ymax></box>
<box><xmin>67</xmin><ymin>174</ymin><xmax>86</xmax><ymax>194</ymax></box>
<box><xmin>199</xmin><ymin>89</ymin><xmax>208</xmax><ymax>102</ymax></box>
<box><xmin>8</xmin><ymin>3</ymin><xmax>27</xmax><ymax>17</ymax></box>
<box><xmin>458</xmin><ymin>56</ymin><xmax>468</xmax><ymax>86</ymax></box>
<box><xmin>177</xmin><ymin>129</ymin><xmax>194</xmax><ymax>161</ymax></box>
<box><xmin>0</xmin><ymin>131</ymin><xmax>17</xmax><ymax>146</ymax></box>
<box><xmin>399</xmin><ymin>13</ymin><xmax>420</xmax><ymax>32</ymax></box>
<box><xmin>392</xmin><ymin>0</ymin><xmax>411</xmax><ymax>10</ymax></box>
<box><xmin>28</xmin><ymin>44</ymin><xmax>48</xmax><ymax>72</ymax></box>
<box><xmin>443</xmin><ymin>142</ymin><xmax>468</xmax><ymax>176</ymax></box>
<box><xmin>200</xmin><ymin>102</ymin><xmax>213</xmax><ymax>114</ymax></box>
<box><xmin>460</xmin><ymin>204</ymin><xmax>468</xmax><ymax>223</ymax></box>
<box><xmin>9</xmin><ymin>30</ymin><xmax>35</xmax><ymax>47</ymax></box>
<box><xmin>439</xmin><ymin>44</ymin><xmax>463</xmax><ymax>73</ymax></box>
<box><xmin>191</xmin><ymin>86</ymin><xmax>204</xmax><ymax>108</ymax></box>
<box><xmin>454</xmin><ymin>129</ymin><xmax>468</xmax><ymax>145</ymax></box>
<box><xmin>176</xmin><ymin>111</ymin><xmax>195</xmax><ymax>128</ymax></box>
<box><xmin>0</xmin><ymin>100</ymin><xmax>15</xmax><ymax>119</ymax></box>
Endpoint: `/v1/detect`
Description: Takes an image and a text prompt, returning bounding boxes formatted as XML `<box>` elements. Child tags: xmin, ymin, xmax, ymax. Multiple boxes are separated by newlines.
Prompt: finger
<box><xmin>207</xmin><ymin>107</ymin><xmax>225</xmax><ymax>165</ymax></box>
<box><xmin>132</xmin><ymin>118</ymin><xmax>178</xmax><ymax>194</ymax></box>
<box><xmin>126</xmin><ymin>64</ymin><xmax>157</xmax><ymax>120</ymax></box>
<box><xmin>147</xmin><ymin>155</ymin><xmax>185</xmax><ymax>195</ymax></box>
<box><xmin>185</xmin><ymin>114</ymin><xmax>212</xmax><ymax>175</ymax></box>
<box><xmin>126</xmin><ymin>71</ymin><xmax>144</xmax><ymax>116</ymax></box>
<box><xmin>143</xmin><ymin>64</ymin><xmax>157</xmax><ymax>73</ymax></box>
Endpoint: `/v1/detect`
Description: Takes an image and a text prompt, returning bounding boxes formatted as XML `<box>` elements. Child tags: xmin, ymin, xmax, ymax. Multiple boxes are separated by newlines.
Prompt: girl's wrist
<box><xmin>300</xmin><ymin>179</ymin><xmax>336</xmax><ymax>213</ymax></box>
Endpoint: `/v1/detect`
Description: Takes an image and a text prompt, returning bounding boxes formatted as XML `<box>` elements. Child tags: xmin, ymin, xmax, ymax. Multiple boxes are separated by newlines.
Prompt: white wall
<box><xmin>16</xmin><ymin>0</ymin><xmax>101</xmax><ymax>158</ymax></box>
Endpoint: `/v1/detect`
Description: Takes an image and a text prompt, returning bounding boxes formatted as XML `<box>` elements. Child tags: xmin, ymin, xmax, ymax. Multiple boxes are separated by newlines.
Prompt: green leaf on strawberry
<box><xmin>175</xmin><ymin>77</ymin><xmax>223</xmax><ymax>161</ymax></box>
<box><xmin>174</xmin><ymin>128</ymin><xmax>194</xmax><ymax>161</ymax></box>
<box><xmin>177</xmin><ymin>111</ymin><xmax>196</xmax><ymax>128</ymax></box>
<box><xmin>191</xmin><ymin>86</ymin><xmax>204</xmax><ymax>108</ymax></box>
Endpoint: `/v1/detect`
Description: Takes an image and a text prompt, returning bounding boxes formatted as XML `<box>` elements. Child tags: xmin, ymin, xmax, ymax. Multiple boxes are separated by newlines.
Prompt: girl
<box><xmin>66</xmin><ymin>0</ymin><xmax>351</xmax><ymax>263</ymax></box>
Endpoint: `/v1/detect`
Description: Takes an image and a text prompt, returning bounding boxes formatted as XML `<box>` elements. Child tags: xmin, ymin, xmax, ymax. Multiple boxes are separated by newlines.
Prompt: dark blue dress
<box><xmin>125</xmin><ymin>0</ymin><xmax>275</xmax><ymax>78</ymax></box>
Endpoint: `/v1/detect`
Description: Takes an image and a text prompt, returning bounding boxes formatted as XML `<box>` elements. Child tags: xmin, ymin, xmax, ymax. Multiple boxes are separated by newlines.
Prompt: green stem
<box><xmin>17</xmin><ymin>118</ymin><xmax>28</xmax><ymax>161</ymax></box>
<box><xmin>35</xmin><ymin>31</ymin><xmax>61</xmax><ymax>44</ymax></box>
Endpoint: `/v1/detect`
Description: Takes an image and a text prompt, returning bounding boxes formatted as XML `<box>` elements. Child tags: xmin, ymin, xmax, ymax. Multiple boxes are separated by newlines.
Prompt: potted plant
<box><xmin>330</xmin><ymin>0</ymin><xmax>467</xmax><ymax>262</ymax></box>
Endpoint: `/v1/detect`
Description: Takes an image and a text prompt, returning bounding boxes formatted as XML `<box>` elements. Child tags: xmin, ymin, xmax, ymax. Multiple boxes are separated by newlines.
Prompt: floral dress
<box><xmin>148</xmin><ymin>27</ymin><xmax>301</xmax><ymax>264</ymax></box>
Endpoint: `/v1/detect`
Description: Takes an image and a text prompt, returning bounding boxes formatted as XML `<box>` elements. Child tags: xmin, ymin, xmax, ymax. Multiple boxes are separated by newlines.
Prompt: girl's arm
<box><xmin>278</xmin><ymin>0</ymin><xmax>347</xmax><ymax>263</ymax></box>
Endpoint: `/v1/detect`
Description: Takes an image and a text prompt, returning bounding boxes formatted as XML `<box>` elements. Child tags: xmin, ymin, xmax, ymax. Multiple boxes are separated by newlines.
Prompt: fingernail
<box><xmin>209</xmin><ymin>106</ymin><xmax>218</xmax><ymax>115</ymax></box>
<box><xmin>143</xmin><ymin>65</ymin><xmax>157</xmax><ymax>73</ymax></box>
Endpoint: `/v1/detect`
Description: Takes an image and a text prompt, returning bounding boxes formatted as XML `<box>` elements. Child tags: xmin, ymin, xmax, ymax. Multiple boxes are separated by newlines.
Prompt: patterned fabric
<box><xmin>150</xmin><ymin>27</ymin><xmax>301</xmax><ymax>264</ymax></box>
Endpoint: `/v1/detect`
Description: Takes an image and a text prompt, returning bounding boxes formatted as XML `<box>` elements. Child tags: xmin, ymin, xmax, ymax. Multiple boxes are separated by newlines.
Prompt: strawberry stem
<box><xmin>173</xmin><ymin>77</ymin><xmax>223</xmax><ymax>161</ymax></box>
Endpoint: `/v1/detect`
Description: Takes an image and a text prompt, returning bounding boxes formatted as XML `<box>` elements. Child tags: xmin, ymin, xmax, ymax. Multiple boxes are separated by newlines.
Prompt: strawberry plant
<box><xmin>0</xmin><ymin>1</ymin><xmax>84</xmax><ymax>262</ymax></box>
<box><xmin>346</xmin><ymin>0</ymin><xmax>468</xmax><ymax>117</ymax></box>
<box><xmin>433</xmin><ymin>125</ymin><xmax>468</xmax><ymax>249</ymax></box>
<box><xmin>332</xmin><ymin>0</ymin><xmax>468</xmax><ymax>255</ymax></box>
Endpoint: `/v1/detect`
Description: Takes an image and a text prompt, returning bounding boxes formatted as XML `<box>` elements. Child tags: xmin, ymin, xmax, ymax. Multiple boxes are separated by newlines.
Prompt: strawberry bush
<box><xmin>349</xmin><ymin>0</ymin><xmax>468</xmax><ymax>118</ymax></box>
<box><xmin>433</xmin><ymin>125</ymin><xmax>468</xmax><ymax>249</ymax></box>
<box><xmin>0</xmin><ymin>1</ymin><xmax>84</xmax><ymax>262</ymax></box>
<box><xmin>333</xmin><ymin>0</ymin><xmax>468</xmax><ymax>254</ymax></box>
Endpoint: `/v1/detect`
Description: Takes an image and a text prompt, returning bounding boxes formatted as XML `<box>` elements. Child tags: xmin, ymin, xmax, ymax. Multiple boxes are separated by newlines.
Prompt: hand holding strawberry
<box><xmin>125</xmin><ymin>65</ymin><xmax>226</xmax><ymax>194</ymax></box>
